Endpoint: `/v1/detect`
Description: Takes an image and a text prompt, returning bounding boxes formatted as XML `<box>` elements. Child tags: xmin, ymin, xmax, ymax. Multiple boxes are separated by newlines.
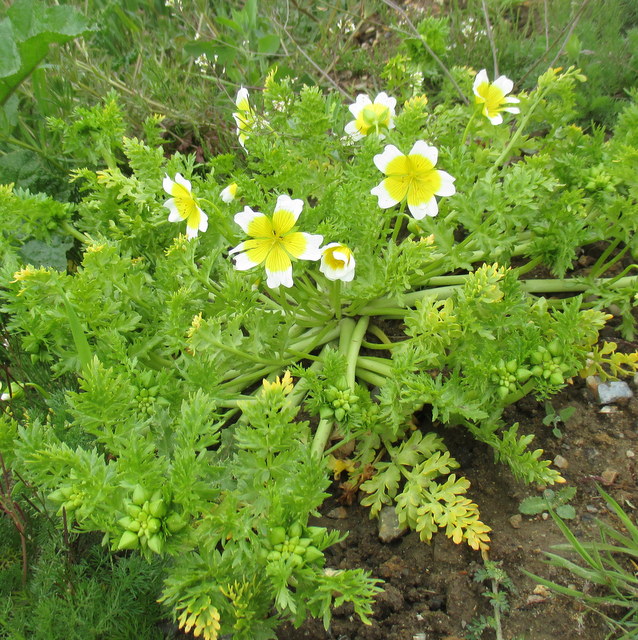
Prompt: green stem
<box><xmin>60</xmin><ymin>221</ymin><xmax>91</xmax><ymax>245</ymax></box>
<box><xmin>356</xmin><ymin>356</ymin><xmax>393</xmax><ymax>378</ymax></box>
<box><xmin>332</xmin><ymin>279</ymin><xmax>342</xmax><ymax>320</ymax></box>
<box><xmin>311</xmin><ymin>417</ymin><xmax>334</xmax><ymax>458</ymax></box>
<box><xmin>338</xmin><ymin>317</ymin><xmax>357</xmax><ymax>355</ymax></box>
<box><xmin>461</xmin><ymin>107</ymin><xmax>479</xmax><ymax>146</ymax></box>
<box><xmin>354</xmin><ymin>367</ymin><xmax>386</xmax><ymax>388</ymax></box>
<box><xmin>345</xmin><ymin>316</ymin><xmax>369</xmax><ymax>389</ymax></box>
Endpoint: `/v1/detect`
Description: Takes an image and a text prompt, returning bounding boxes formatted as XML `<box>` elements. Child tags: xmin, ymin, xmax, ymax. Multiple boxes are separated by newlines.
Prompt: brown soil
<box><xmin>277</xmin><ymin>373</ymin><xmax>638</xmax><ymax>640</ymax></box>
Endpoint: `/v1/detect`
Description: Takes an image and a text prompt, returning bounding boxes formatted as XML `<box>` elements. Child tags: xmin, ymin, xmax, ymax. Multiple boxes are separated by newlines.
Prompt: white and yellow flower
<box><xmin>320</xmin><ymin>243</ymin><xmax>356</xmax><ymax>282</ymax></box>
<box><xmin>163</xmin><ymin>173</ymin><xmax>208</xmax><ymax>239</ymax></box>
<box><xmin>220</xmin><ymin>182</ymin><xmax>238</xmax><ymax>203</ymax></box>
<box><xmin>370</xmin><ymin>141</ymin><xmax>456</xmax><ymax>219</ymax></box>
<box><xmin>472</xmin><ymin>69</ymin><xmax>520</xmax><ymax>125</ymax></box>
<box><xmin>229</xmin><ymin>194</ymin><xmax>323</xmax><ymax>289</ymax></box>
<box><xmin>344</xmin><ymin>92</ymin><xmax>396</xmax><ymax>140</ymax></box>
<box><xmin>232</xmin><ymin>87</ymin><xmax>256</xmax><ymax>148</ymax></box>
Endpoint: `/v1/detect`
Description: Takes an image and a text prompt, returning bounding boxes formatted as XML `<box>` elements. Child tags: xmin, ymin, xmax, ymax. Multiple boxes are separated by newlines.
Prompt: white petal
<box><xmin>229</xmin><ymin>240</ymin><xmax>248</xmax><ymax>255</ymax></box>
<box><xmin>296</xmin><ymin>233</ymin><xmax>323</xmax><ymax>260</ymax></box>
<box><xmin>232</xmin><ymin>250</ymin><xmax>258</xmax><ymax>270</ymax></box>
<box><xmin>164</xmin><ymin>199</ymin><xmax>182</xmax><ymax>222</ymax></box>
<box><xmin>349</xmin><ymin>94</ymin><xmax>371</xmax><ymax>118</ymax></box>
<box><xmin>505</xmin><ymin>96</ymin><xmax>520</xmax><ymax>104</ymax></box>
<box><xmin>185</xmin><ymin>225</ymin><xmax>198</xmax><ymax>240</ymax></box>
<box><xmin>321</xmin><ymin>242</ymin><xmax>341</xmax><ymax>251</ymax></box>
<box><xmin>492</xmin><ymin>75</ymin><xmax>514</xmax><ymax>96</ymax></box>
<box><xmin>274</xmin><ymin>194</ymin><xmax>303</xmax><ymax>221</ymax></box>
<box><xmin>371</xmin><ymin>182</ymin><xmax>398</xmax><ymax>209</ymax></box>
<box><xmin>503</xmin><ymin>107</ymin><xmax>520</xmax><ymax>115</ymax></box>
<box><xmin>408</xmin><ymin>196</ymin><xmax>438</xmax><ymax>220</ymax></box>
<box><xmin>174</xmin><ymin>173</ymin><xmax>192</xmax><ymax>192</ymax></box>
<box><xmin>373</xmin><ymin>145</ymin><xmax>403</xmax><ymax>173</ymax></box>
<box><xmin>266</xmin><ymin>266</ymin><xmax>293</xmax><ymax>289</ymax></box>
<box><xmin>236</xmin><ymin>87</ymin><xmax>249</xmax><ymax>108</ymax></box>
<box><xmin>374</xmin><ymin>92</ymin><xmax>397</xmax><ymax>113</ymax></box>
<box><xmin>409</xmin><ymin>140</ymin><xmax>438</xmax><ymax>165</ymax></box>
<box><xmin>198</xmin><ymin>209</ymin><xmax>208</xmax><ymax>232</ymax></box>
<box><xmin>435</xmin><ymin>171</ymin><xmax>456</xmax><ymax>197</ymax></box>
<box><xmin>487</xmin><ymin>112</ymin><xmax>504</xmax><ymax>125</ymax></box>
<box><xmin>473</xmin><ymin>69</ymin><xmax>489</xmax><ymax>96</ymax></box>
<box><xmin>234</xmin><ymin>206</ymin><xmax>264</xmax><ymax>233</ymax></box>
<box><xmin>344</xmin><ymin>120</ymin><xmax>363</xmax><ymax>140</ymax></box>
<box><xmin>163</xmin><ymin>174</ymin><xmax>175</xmax><ymax>195</ymax></box>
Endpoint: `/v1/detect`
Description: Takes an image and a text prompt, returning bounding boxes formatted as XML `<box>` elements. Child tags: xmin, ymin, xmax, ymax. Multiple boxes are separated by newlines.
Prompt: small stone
<box><xmin>378</xmin><ymin>506</ymin><xmax>408</xmax><ymax>543</ymax></box>
<box><xmin>586</xmin><ymin>504</ymin><xmax>599</xmax><ymax>513</ymax></box>
<box><xmin>413</xmin><ymin>635</ymin><xmax>427</xmax><ymax>640</ymax></box>
<box><xmin>601</xmin><ymin>469</ymin><xmax>619</xmax><ymax>485</ymax></box>
<box><xmin>526</xmin><ymin>594</ymin><xmax>547</xmax><ymax>605</ymax></box>
<box><xmin>599</xmin><ymin>405</ymin><xmax>620</xmax><ymax>414</ymax></box>
<box><xmin>627</xmin><ymin>450</ymin><xmax>635</xmax><ymax>458</ymax></box>
<box><xmin>542</xmin><ymin>512</ymin><xmax>549</xmax><ymax>520</ymax></box>
<box><xmin>326</xmin><ymin>507</ymin><xmax>348</xmax><ymax>519</ymax></box>
<box><xmin>533</xmin><ymin>585</ymin><xmax>552</xmax><ymax>597</ymax></box>
<box><xmin>378</xmin><ymin>555</ymin><xmax>407</xmax><ymax>579</ymax></box>
<box><xmin>509</xmin><ymin>514</ymin><xmax>523</xmax><ymax>529</ymax></box>
<box><xmin>553</xmin><ymin>454</ymin><xmax>569</xmax><ymax>469</ymax></box>
<box><xmin>586</xmin><ymin>375</ymin><xmax>600</xmax><ymax>395</ymax></box>
<box><xmin>597</xmin><ymin>380</ymin><xmax>633</xmax><ymax>405</ymax></box>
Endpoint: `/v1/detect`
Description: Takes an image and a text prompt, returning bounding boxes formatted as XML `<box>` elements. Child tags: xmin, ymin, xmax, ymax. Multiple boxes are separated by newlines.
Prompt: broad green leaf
<box><xmin>258</xmin><ymin>34</ymin><xmax>280</xmax><ymax>55</ymax></box>
<box><xmin>0</xmin><ymin>0</ymin><xmax>93</xmax><ymax>105</ymax></box>
<box><xmin>0</xmin><ymin>19</ymin><xmax>20</xmax><ymax>77</ymax></box>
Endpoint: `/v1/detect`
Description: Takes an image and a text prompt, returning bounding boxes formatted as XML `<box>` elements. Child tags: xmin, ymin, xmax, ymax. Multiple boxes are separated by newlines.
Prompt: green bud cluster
<box><xmin>116</xmin><ymin>484</ymin><xmax>186</xmax><ymax>555</ymax></box>
<box><xmin>528</xmin><ymin>340</ymin><xmax>570</xmax><ymax>386</ymax></box>
<box><xmin>265</xmin><ymin>522</ymin><xmax>324</xmax><ymax>568</ymax></box>
<box><xmin>489</xmin><ymin>359</ymin><xmax>533</xmax><ymax>399</ymax></box>
<box><xmin>322</xmin><ymin>377</ymin><xmax>359</xmax><ymax>423</ymax></box>
<box><xmin>490</xmin><ymin>340</ymin><xmax>570</xmax><ymax>399</ymax></box>
<box><xmin>48</xmin><ymin>484</ymin><xmax>86</xmax><ymax>517</ymax></box>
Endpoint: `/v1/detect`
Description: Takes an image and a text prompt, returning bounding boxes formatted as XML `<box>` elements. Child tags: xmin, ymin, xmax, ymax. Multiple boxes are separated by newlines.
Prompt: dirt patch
<box><xmin>277</xmin><ymin>375</ymin><xmax>638</xmax><ymax>639</ymax></box>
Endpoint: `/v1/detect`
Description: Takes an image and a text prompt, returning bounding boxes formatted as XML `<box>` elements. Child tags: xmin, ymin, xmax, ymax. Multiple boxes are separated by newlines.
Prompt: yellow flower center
<box><xmin>356</xmin><ymin>103</ymin><xmax>391</xmax><ymax>135</ymax></box>
<box><xmin>243</xmin><ymin>209</ymin><xmax>309</xmax><ymax>273</ymax></box>
<box><xmin>323</xmin><ymin>245</ymin><xmax>352</xmax><ymax>269</ymax></box>
<box><xmin>170</xmin><ymin>182</ymin><xmax>202</xmax><ymax>229</ymax></box>
<box><xmin>474</xmin><ymin>82</ymin><xmax>507</xmax><ymax>117</ymax></box>
<box><xmin>384</xmin><ymin>153</ymin><xmax>442</xmax><ymax>206</ymax></box>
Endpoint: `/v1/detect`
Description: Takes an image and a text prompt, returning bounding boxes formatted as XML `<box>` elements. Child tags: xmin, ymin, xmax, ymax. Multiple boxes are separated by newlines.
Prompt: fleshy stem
<box><xmin>345</xmin><ymin>316</ymin><xmax>370</xmax><ymax>390</ymax></box>
<box><xmin>332</xmin><ymin>279</ymin><xmax>342</xmax><ymax>320</ymax></box>
<box><xmin>198</xmin><ymin>197</ymin><xmax>237</xmax><ymax>244</ymax></box>
<box><xmin>461</xmin><ymin>106</ymin><xmax>480</xmax><ymax>146</ymax></box>
<box><xmin>61</xmin><ymin>221</ymin><xmax>91</xmax><ymax>245</ymax></box>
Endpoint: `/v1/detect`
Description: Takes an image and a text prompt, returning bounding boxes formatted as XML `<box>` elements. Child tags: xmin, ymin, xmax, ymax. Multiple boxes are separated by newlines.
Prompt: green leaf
<box><xmin>555</xmin><ymin>505</ymin><xmax>576</xmax><ymax>520</ymax></box>
<box><xmin>0</xmin><ymin>19</ymin><xmax>20</xmax><ymax>77</ymax></box>
<box><xmin>19</xmin><ymin>236</ymin><xmax>73</xmax><ymax>271</ymax></box>
<box><xmin>0</xmin><ymin>0</ymin><xmax>93</xmax><ymax>105</ymax></box>
<box><xmin>258</xmin><ymin>34</ymin><xmax>280</xmax><ymax>55</ymax></box>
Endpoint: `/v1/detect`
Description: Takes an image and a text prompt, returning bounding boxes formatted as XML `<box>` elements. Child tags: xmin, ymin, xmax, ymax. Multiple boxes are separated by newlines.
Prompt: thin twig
<box><xmin>381</xmin><ymin>0</ymin><xmax>469</xmax><ymax>105</ymax></box>
<box><xmin>519</xmin><ymin>0</ymin><xmax>589</xmax><ymax>85</ymax></box>
<box><xmin>481</xmin><ymin>0</ymin><xmax>499</xmax><ymax>78</ymax></box>
<box><xmin>543</xmin><ymin>0</ymin><xmax>550</xmax><ymax>50</ymax></box>
<box><xmin>272</xmin><ymin>18</ymin><xmax>353</xmax><ymax>100</ymax></box>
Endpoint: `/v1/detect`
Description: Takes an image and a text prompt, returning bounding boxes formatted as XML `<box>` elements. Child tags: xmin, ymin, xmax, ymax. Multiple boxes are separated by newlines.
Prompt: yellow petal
<box><xmin>272</xmin><ymin>208</ymin><xmax>296</xmax><ymax>235</ymax></box>
<box><xmin>265</xmin><ymin>244</ymin><xmax>292</xmax><ymax>273</ymax></box>
<box><xmin>407</xmin><ymin>170</ymin><xmax>442</xmax><ymax>207</ymax></box>
<box><xmin>243</xmin><ymin>238</ymin><xmax>273</xmax><ymax>265</ymax></box>
<box><xmin>385</xmin><ymin>154</ymin><xmax>411</xmax><ymax>176</ymax></box>
<box><xmin>247</xmin><ymin>215</ymin><xmax>273</xmax><ymax>238</ymax></box>
<box><xmin>280</xmin><ymin>231</ymin><xmax>308</xmax><ymax>259</ymax></box>
<box><xmin>383</xmin><ymin>175</ymin><xmax>410</xmax><ymax>202</ymax></box>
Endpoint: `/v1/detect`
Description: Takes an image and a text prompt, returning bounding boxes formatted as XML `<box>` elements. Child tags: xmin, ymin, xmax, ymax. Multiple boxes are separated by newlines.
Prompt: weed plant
<box><xmin>1</xmin><ymin>1</ymin><xmax>638</xmax><ymax>638</ymax></box>
<box><xmin>528</xmin><ymin>487</ymin><xmax>638</xmax><ymax>640</ymax></box>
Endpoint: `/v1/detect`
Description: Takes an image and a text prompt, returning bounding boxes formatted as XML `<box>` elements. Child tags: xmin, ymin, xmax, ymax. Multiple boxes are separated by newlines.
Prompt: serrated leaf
<box><xmin>555</xmin><ymin>505</ymin><xmax>576</xmax><ymax>520</ymax></box>
<box><xmin>518</xmin><ymin>496</ymin><xmax>547</xmax><ymax>515</ymax></box>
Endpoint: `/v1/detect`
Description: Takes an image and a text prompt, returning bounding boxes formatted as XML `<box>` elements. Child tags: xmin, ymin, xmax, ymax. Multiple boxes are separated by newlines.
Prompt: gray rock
<box><xmin>378</xmin><ymin>506</ymin><xmax>408</xmax><ymax>543</ymax></box>
<box><xmin>597</xmin><ymin>380</ymin><xmax>633</xmax><ymax>405</ymax></box>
